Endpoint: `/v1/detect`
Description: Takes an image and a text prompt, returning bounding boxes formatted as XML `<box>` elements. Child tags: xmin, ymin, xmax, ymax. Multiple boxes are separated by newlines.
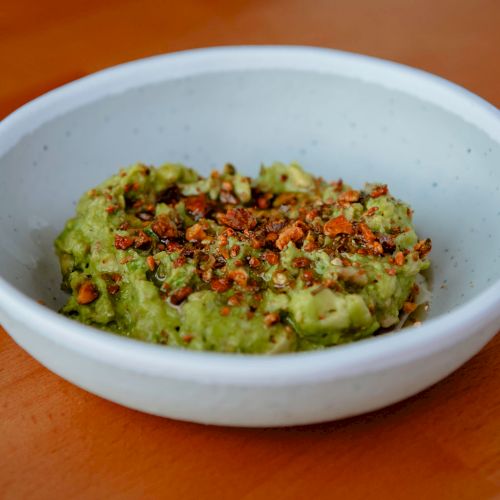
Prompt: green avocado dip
<box><xmin>55</xmin><ymin>162</ymin><xmax>431</xmax><ymax>354</ymax></box>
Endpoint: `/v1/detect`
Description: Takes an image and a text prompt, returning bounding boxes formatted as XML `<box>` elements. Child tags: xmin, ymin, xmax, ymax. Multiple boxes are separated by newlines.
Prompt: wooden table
<box><xmin>1</xmin><ymin>1</ymin><xmax>499</xmax><ymax>498</ymax></box>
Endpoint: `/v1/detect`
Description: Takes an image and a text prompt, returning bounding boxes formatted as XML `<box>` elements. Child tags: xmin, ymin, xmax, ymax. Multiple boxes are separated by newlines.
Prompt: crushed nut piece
<box><xmin>264</xmin><ymin>312</ymin><xmax>280</xmax><ymax>326</ymax></box>
<box><xmin>275</xmin><ymin>223</ymin><xmax>305</xmax><ymax>250</ymax></box>
<box><xmin>152</xmin><ymin>215</ymin><xmax>178</xmax><ymax>239</ymax></box>
<box><xmin>292</xmin><ymin>257</ymin><xmax>311</xmax><ymax>268</ymax></box>
<box><xmin>219</xmin><ymin>208</ymin><xmax>256</xmax><ymax>231</ymax></box>
<box><xmin>394</xmin><ymin>251</ymin><xmax>405</xmax><ymax>266</ymax></box>
<box><xmin>77</xmin><ymin>281</ymin><xmax>99</xmax><ymax>305</ymax></box>
<box><xmin>114</xmin><ymin>234</ymin><xmax>134</xmax><ymax>250</ymax></box>
<box><xmin>211</xmin><ymin>277</ymin><xmax>232</xmax><ymax>293</ymax></box>
<box><xmin>146</xmin><ymin>255</ymin><xmax>156</xmax><ymax>271</ymax></box>
<box><xmin>186</xmin><ymin>222</ymin><xmax>207</xmax><ymax>242</ymax></box>
<box><xmin>403</xmin><ymin>301</ymin><xmax>417</xmax><ymax>313</ymax></box>
<box><xmin>323</xmin><ymin>215</ymin><xmax>354</xmax><ymax>237</ymax></box>
<box><xmin>170</xmin><ymin>286</ymin><xmax>193</xmax><ymax>305</ymax></box>
<box><xmin>338</xmin><ymin>190</ymin><xmax>360</xmax><ymax>203</ymax></box>
<box><xmin>370</xmin><ymin>185</ymin><xmax>388</xmax><ymax>198</ymax></box>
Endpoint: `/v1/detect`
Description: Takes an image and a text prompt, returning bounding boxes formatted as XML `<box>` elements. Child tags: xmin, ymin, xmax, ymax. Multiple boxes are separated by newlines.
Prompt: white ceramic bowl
<box><xmin>0</xmin><ymin>46</ymin><xmax>499</xmax><ymax>427</ymax></box>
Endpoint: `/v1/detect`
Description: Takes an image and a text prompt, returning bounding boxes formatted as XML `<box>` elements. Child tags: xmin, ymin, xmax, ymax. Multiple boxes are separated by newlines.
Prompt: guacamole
<box><xmin>55</xmin><ymin>162</ymin><xmax>431</xmax><ymax>353</ymax></box>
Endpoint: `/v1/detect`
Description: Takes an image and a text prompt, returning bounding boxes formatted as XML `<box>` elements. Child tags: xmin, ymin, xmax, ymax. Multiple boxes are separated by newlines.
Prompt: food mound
<box><xmin>55</xmin><ymin>162</ymin><xmax>431</xmax><ymax>353</ymax></box>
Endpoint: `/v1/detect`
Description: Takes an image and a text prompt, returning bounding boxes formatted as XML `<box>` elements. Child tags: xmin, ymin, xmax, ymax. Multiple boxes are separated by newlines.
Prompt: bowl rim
<box><xmin>0</xmin><ymin>45</ymin><xmax>499</xmax><ymax>385</ymax></box>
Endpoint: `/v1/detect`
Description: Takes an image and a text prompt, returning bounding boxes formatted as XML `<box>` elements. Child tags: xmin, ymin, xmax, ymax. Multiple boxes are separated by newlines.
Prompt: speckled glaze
<box><xmin>0</xmin><ymin>47</ymin><xmax>499</xmax><ymax>426</ymax></box>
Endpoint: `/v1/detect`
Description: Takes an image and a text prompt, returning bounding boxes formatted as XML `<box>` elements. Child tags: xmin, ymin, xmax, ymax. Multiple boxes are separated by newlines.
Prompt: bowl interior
<box><xmin>0</xmin><ymin>66</ymin><xmax>499</xmax><ymax>319</ymax></box>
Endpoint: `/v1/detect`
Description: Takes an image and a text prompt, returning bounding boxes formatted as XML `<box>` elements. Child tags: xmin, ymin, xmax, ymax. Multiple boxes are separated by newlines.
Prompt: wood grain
<box><xmin>1</xmin><ymin>1</ymin><xmax>499</xmax><ymax>498</ymax></box>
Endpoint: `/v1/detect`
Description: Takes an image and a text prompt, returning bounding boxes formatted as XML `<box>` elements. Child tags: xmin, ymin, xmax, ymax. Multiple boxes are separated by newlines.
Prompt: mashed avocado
<box><xmin>55</xmin><ymin>162</ymin><xmax>431</xmax><ymax>353</ymax></box>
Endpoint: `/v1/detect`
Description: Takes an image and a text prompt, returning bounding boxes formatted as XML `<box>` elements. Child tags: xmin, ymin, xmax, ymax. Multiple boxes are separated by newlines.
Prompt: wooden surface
<box><xmin>1</xmin><ymin>1</ymin><xmax>499</xmax><ymax>498</ymax></box>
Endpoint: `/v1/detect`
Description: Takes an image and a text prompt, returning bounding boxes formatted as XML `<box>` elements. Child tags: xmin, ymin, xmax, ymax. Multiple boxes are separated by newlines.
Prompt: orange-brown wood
<box><xmin>1</xmin><ymin>1</ymin><xmax>499</xmax><ymax>498</ymax></box>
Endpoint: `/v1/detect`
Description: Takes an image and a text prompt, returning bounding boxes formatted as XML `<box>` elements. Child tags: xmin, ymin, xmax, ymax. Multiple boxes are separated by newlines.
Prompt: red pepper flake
<box><xmin>234</xmin><ymin>259</ymin><xmax>244</xmax><ymax>267</ymax></box>
<box><xmin>394</xmin><ymin>251</ymin><xmax>405</xmax><ymax>266</ymax></box>
<box><xmin>386</xmin><ymin>268</ymin><xmax>397</xmax><ymax>276</ymax></box>
<box><xmin>114</xmin><ymin>234</ymin><xmax>134</xmax><ymax>250</ymax></box>
<box><xmin>370</xmin><ymin>185</ymin><xmax>388</xmax><ymax>198</ymax></box>
<box><xmin>146</xmin><ymin>255</ymin><xmax>156</xmax><ymax>271</ymax></box>
<box><xmin>323</xmin><ymin>215</ymin><xmax>354</xmax><ymax>237</ymax></box>
<box><xmin>220</xmin><ymin>306</ymin><xmax>231</xmax><ymax>316</ymax></box>
<box><xmin>211</xmin><ymin>277</ymin><xmax>232</xmax><ymax>293</ymax></box>
<box><xmin>77</xmin><ymin>281</ymin><xmax>99</xmax><ymax>305</ymax></box>
<box><xmin>170</xmin><ymin>286</ymin><xmax>193</xmax><ymax>305</ymax></box>
<box><xmin>182</xmin><ymin>334</ymin><xmax>194</xmax><ymax>343</ymax></box>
